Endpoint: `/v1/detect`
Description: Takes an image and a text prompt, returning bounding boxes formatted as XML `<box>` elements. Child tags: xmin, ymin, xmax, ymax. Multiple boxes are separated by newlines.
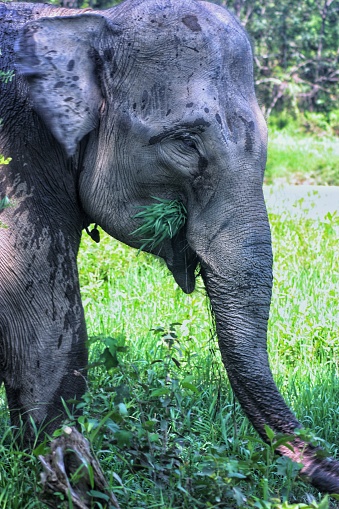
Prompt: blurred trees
<box><xmin>216</xmin><ymin>0</ymin><xmax>339</xmax><ymax>118</ymax></box>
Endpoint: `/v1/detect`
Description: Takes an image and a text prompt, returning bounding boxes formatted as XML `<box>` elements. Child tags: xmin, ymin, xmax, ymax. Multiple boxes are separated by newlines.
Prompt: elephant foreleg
<box><xmin>4</xmin><ymin>328</ymin><xmax>88</xmax><ymax>445</ymax></box>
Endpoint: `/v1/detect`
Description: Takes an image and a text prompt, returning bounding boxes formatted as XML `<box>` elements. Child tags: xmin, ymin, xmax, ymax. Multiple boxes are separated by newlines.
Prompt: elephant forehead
<box><xmin>130</xmin><ymin>81</ymin><xmax>218</xmax><ymax>124</ymax></box>
<box><xmin>106</xmin><ymin>0</ymin><xmax>252</xmax><ymax>84</ymax></box>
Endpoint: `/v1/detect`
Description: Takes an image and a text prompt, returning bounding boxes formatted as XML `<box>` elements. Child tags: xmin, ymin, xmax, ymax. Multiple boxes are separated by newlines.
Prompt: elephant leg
<box><xmin>0</xmin><ymin>345</ymin><xmax>4</xmax><ymax>397</ymax></box>
<box><xmin>3</xmin><ymin>321</ymin><xmax>88</xmax><ymax>446</ymax></box>
<box><xmin>0</xmin><ymin>223</ymin><xmax>88</xmax><ymax>445</ymax></box>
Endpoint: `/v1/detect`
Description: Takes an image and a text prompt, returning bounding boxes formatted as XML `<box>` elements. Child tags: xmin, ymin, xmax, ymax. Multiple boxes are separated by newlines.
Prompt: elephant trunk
<box><xmin>201</xmin><ymin>263</ymin><xmax>300</xmax><ymax>437</ymax></box>
<box><xmin>190</xmin><ymin>194</ymin><xmax>339</xmax><ymax>493</ymax></box>
<box><xmin>198</xmin><ymin>209</ymin><xmax>300</xmax><ymax>439</ymax></box>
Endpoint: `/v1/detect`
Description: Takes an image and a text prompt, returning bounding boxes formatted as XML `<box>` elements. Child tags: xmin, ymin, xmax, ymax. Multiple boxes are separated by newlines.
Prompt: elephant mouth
<box><xmin>165</xmin><ymin>228</ymin><xmax>199</xmax><ymax>294</ymax></box>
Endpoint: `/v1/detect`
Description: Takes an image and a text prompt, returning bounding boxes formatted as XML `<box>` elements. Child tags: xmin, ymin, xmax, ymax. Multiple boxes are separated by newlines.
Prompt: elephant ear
<box><xmin>15</xmin><ymin>14</ymin><xmax>108</xmax><ymax>157</ymax></box>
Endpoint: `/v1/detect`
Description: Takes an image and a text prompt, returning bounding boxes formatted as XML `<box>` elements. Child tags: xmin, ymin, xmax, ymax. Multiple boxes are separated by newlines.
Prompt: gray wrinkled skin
<box><xmin>0</xmin><ymin>0</ymin><xmax>338</xmax><ymax>492</ymax></box>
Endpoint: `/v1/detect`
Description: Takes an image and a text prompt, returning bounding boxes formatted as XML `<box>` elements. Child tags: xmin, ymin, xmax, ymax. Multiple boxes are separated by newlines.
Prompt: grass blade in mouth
<box><xmin>131</xmin><ymin>197</ymin><xmax>187</xmax><ymax>252</ymax></box>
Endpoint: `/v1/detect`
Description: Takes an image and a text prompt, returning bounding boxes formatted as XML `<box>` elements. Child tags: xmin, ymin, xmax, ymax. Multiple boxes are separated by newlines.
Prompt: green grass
<box><xmin>265</xmin><ymin>130</ymin><xmax>339</xmax><ymax>185</ymax></box>
<box><xmin>1</xmin><ymin>207</ymin><xmax>339</xmax><ymax>508</ymax></box>
<box><xmin>131</xmin><ymin>197</ymin><xmax>187</xmax><ymax>251</ymax></box>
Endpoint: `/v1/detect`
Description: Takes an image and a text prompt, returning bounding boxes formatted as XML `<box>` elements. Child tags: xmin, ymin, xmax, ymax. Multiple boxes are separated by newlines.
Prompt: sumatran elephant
<box><xmin>0</xmin><ymin>0</ymin><xmax>339</xmax><ymax>493</ymax></box>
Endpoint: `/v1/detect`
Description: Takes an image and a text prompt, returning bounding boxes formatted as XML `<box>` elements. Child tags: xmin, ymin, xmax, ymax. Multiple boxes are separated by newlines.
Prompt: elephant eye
<box><xmin>178</xmin><ymin>135</ymin><xmax>198</xmax><ymax>151</ymax></box>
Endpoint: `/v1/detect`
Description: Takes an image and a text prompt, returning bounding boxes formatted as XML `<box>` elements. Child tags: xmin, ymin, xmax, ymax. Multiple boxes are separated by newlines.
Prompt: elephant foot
<box><xmin>39</xmin><ymin>427</ymin><xmax>121</xmax><ymax>509</ymax></box>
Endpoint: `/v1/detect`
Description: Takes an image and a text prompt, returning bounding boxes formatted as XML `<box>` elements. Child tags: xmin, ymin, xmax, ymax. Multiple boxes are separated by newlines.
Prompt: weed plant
<box><xmin>0</xmin><ymin>206</ymin><xmax>338</xmax><ymax>508</ymax></box>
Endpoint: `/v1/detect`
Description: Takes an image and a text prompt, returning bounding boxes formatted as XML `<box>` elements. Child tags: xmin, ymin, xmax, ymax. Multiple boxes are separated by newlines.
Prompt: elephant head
<box><xmin>11</xmin><ymin>0</ymin><xmax>339</xmax><ymax>492</ymax></box>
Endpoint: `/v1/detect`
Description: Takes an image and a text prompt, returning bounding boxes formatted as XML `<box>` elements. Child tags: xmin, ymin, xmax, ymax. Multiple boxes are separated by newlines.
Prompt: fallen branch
<box><xmin>39</xmin><ymin>426</ymin><xmax>121</xmax><ymax>509</ymax></box>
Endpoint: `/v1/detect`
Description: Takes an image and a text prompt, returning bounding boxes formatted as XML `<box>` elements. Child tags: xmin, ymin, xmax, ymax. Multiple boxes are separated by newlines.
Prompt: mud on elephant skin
<box><xmin>0</xmin><ymin>0</ymin><xmax>338</xmax><ymax>494</ymax></box>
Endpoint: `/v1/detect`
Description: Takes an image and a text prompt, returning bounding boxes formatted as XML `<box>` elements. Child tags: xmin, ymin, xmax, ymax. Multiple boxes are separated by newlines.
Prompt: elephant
<box><xmin>0</xmin><ymin>0</ymin><xmax>339</xmax><ymax>494</ymax></box>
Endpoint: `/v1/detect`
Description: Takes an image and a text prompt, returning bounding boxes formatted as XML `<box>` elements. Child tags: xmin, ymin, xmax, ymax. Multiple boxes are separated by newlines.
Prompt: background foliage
<box><xmin>219</xmin><ymin>0</ymin><xmax>339</xmax><ymax>120</ymax></box>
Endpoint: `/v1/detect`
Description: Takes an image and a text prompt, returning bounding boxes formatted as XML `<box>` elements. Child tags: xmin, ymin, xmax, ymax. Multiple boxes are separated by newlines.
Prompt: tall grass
<box><xmin>265</xmin><ymin>132</ymin><xmax>339</xmax><ymax>185</ymax></box>
<box><xmin>0</xmin><ymin>207</ymin><xmax>338</xmax><ymax>508</ymax></box>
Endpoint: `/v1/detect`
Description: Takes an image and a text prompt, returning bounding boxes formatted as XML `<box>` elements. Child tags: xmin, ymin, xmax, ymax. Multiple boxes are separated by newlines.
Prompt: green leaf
<box><xmin>87</xmin><ymin>490</ymin><xmax>110</xmax><ymax>501</ymax></box>
<box><xmin>33</xmin><ymin>442</ymin><xmax>49</xmax><ymax>457</ymax></box>
<box><xmin>181</xmin><ymin>375</ymin><xmax>198</xmax><ymax>393</ymax></box>
<box><xmin>0</xmin><ymin>196</ymin><xmax>10</xmax><ymax>210</ymax></box>
<box><xmin>118</xmin><ymin>403</ymin><xmax>128</xmax><ymax>416</ymax></box>
<box><xmin>52</xmin><ymin>428</ymin><xmax>65</xmax><ymax>438</ymax></box>
<box><xmin>100</xmin><ymin>348</ymin><xmax>119</xmax><ymax>370</ymax></box>
<box><xmin>317</xmin><ymin>495</ymin><xmax>329</xmax><ymax>509</ymax></box>
<box><xmin>114</xmin><ymin>430</ymin><xmax>133</xmax><ymax>447</ymax></box>
<box><xmin>148</xmin><ymin>432</ymin><xmax>160</xmax><ymax>443</ymax></box>
<box><xmin>275</xmin><ymin>456</ymin><xmax>302</xmax><ymax>478</ymax></box>
<box><xmin>272</xmin><ymin>434</ymin><xmax>295</xmax><ymax>451</ymax></box>
<box><xmin>181</xmin><ymin>381</ymin><xmax>198</xmax><ymax>393</ymax></box>
<box><xmin>0</xmin><ymin>69</ymin><xmax>14</xmax><ymax>84</ymax></box>
<box><xmin>232</xmin><ymin>486</ymin><xmax>247</xmax><ymax>506</ymax></box>
<box><xmin>150</xmin><ymin>387</ymin><xmax>171</xmax><ymax>397</ymax></box>
<box><xmin>264</xmin><ymin>424</ymin><xmax>275</xmax><ymax>443</ymax></box>
<box><xmin>143</xmin><ymin>420</ymin><xmax>156</xmax><ymax>431</ymax></box>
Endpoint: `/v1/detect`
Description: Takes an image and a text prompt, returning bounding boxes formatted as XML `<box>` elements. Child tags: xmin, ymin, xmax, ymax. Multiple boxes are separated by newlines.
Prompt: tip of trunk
<box><xmin>297</xmin><ymin>444</ymin><xmax>339</xmax><ymax>493</ymax></box>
